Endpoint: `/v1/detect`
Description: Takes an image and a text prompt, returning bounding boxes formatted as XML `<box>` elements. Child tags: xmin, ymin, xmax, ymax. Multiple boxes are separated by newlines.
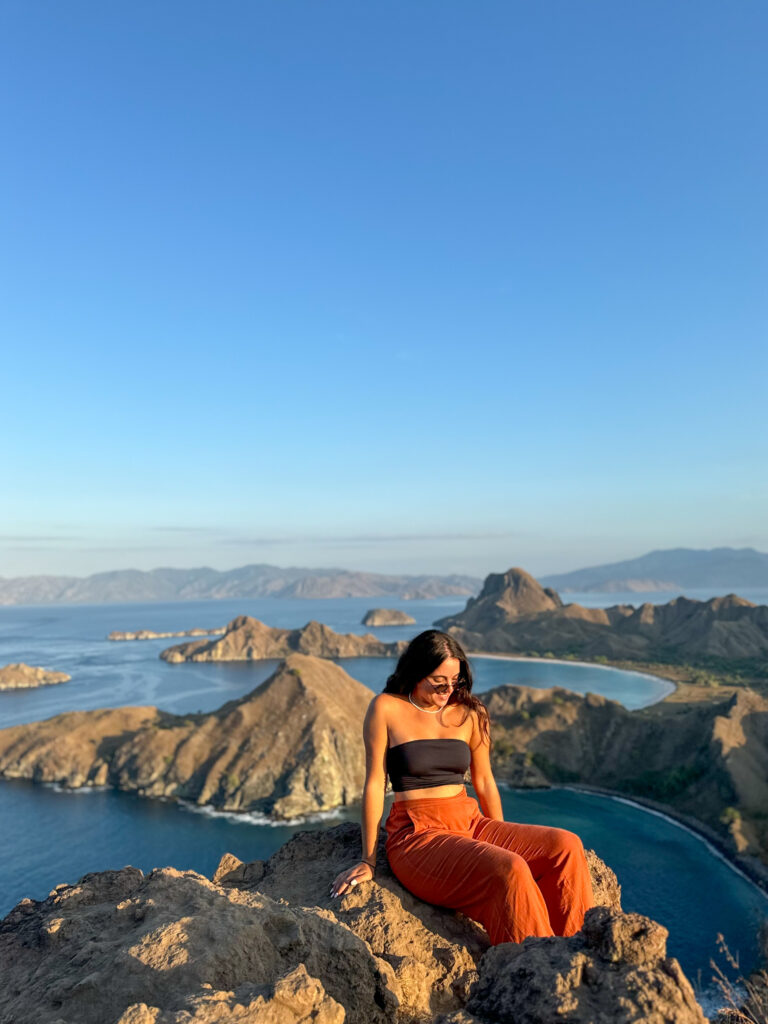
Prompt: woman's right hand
<box><xmin>329</xmin><ymin>861</ymin><xmax>373</xmax><ymax>899</ymax></box>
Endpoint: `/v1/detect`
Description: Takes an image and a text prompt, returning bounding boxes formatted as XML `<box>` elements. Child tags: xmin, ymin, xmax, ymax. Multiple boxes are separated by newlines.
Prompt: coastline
<box><xmin>559</xmin><ymin>782</ymin><xmax>768</xmax><ymax>898</ymax></box>
<box><xmin>469</xmin><ymin>651</ymin><xmax>678</xmax><ymax>705</ymax></box>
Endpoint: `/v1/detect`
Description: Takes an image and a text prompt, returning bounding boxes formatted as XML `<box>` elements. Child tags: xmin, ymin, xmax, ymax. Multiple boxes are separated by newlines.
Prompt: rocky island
<box><xmin>108</xmin><ymin>626</ymin><xmax>226</xmax><ymax>641</ymax></box>
<box><xmin>0</xmin><ymin>654</ymin><xmax>372</xmax><ymax>819</ymax></box>
<box><xmin>434</xmin><ymin>566</ymin><xmax>768</xmax><ymax>666</ymax></box>
<box><xmin>362</xmin><ymin>608</ymin><xmax>417</xmax><ymax>626</ymax></box>
<box><xmin>0</xmin><ymin>663</ymin><xmax>70</xmax><ymax>691</ymax></box>
<box><xmin>160</xmin><ymin>616</ymin><xmax>407</xmax><ymax>663</ymax></box>
<box><xmin>0</xmin><ymin>818</ymin><xmax>717</xmax><ymax>1024</ymax></box>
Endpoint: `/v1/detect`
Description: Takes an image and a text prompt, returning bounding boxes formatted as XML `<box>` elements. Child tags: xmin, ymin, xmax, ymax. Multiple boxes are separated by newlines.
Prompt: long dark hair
<box><xmin>384</xmin><ymin>629</ymin><xmax>491</xmax><ymax>746</ymax></box>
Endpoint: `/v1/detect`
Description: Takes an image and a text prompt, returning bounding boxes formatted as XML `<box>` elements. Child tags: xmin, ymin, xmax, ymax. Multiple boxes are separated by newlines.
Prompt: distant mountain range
<box><xmin>540</xmin><ymin>547</ymin><xmax>768</xmax><ymax>593</ymax></box>
<box><xmin>0</xmin><ymin>564</ymin><xmax>482</xmax><ymax>607</ymax></box>
<box><xmin>2</xmin><ymin>547</ymin><xmax>765</xmax><ymax>607</ymax></box>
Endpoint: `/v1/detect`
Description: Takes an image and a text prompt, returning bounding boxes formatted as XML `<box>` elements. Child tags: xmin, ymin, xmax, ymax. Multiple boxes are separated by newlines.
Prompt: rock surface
<box><xmin>216</xmin><ymin>820</ymin><xmax>622</xmax><ymax>1022</ymax></box>
<box><xmin>0</xmin><ymin>821</ymin><xmax>711</xmax><ymax>1024</ymax></box>
<box><xmin>435</xmin><ymin>566</ymin><xmax>768</xmax><ymax>661</ymax></box>
<box><xmin>109</xmin><ymin>627</ymin><xmax>226</xmax><ymax>641</ymax></box>
<box><xmin>0</xmin><ymin>863</ymin><xmax>395</xmax><ymax>1024</ymax></box>
<box><xmin>161</xmin><ymin>617</ymin><xmax>406</xmax><ymax>663</ymax></box>
<box><xmin>0</xmin><ymin>662</ymin><xmax>70</xmax><ymax>690</ymax></box>
<box><xmin>0</xmin><ymin>654</ymin><xmax>374</xmax><ymax>819</ymax></box>
<box><xmin>445</xmin><ymin>906</ymin><xmax>707</xmax><ymax>1023</ymax></box>
<box><xmin>362</xmin><ymin>609</ymin><xmax>417</xmax><ymax>626</ymax></box>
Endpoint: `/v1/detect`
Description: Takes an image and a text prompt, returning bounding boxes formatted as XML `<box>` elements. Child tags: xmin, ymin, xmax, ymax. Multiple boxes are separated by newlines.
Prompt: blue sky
<box><xmin>2</xmin><ymin>1</ymin><xmax>766</xmax><ymax>579</ymax></box>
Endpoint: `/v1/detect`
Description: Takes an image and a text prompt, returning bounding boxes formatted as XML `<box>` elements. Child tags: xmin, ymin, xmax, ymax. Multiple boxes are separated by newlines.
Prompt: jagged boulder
<box><xmin>215</xmin><ymin>821</ymin><xmax>622</xmax><ymax>1021</ymax></box>
<box><xmin>0</xmin><ymin>865</ymin><xmax>397</xmax><ymax>1024</ymax></box>
<box><xmin>440</xmin><ymin>906</ymin><xmax>707</xmax><ymax>1023</ymax></box>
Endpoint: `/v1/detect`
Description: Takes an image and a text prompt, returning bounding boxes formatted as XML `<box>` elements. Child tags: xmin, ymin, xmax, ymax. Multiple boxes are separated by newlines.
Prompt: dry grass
<box><xmin>710</xmin><ymin>930</ymin><xmax>768</xmax><ymax>1024</ymax></box>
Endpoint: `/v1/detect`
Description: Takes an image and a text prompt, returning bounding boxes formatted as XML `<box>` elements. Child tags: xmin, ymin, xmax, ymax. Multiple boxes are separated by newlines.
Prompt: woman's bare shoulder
<box><xmin>367</xmin><ymin>692</ymin><xmax>404</xmax><ymax>718</ymax></box>
<box><xmin>370</xmin><ymin>692</ymin><xmax>398</xmax><ymax>706</ymax></box>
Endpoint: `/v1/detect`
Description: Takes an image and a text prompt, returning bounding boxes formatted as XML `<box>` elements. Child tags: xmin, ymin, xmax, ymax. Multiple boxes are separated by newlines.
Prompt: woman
<box><xmin>329</xmin><ymin>629</ymin><xmax>594</xmax><ymax>945</ymax></box>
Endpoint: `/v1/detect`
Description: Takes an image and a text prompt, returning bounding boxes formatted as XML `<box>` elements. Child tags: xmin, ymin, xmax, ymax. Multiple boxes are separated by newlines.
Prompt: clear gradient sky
<box><xmin>2</xmin><ymin>1</ymin><xmax>766</xmax><ymax>579</ymax></box>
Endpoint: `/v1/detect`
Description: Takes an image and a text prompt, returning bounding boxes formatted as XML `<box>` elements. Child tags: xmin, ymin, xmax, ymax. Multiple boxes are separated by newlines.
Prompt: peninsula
<box><xmin>0</xmin><ymin>663</ymin><xmax>70</xmax><ymax>691</ymax></box>
<box><xmin>434</xmin><ymin>566</ymin><xmax>768</xmax><ymax>669</ymax></box>
<box><xmin>160</xmin><ymin>616</ymin><xmax>407</xmax><ymax>662</ymax></box>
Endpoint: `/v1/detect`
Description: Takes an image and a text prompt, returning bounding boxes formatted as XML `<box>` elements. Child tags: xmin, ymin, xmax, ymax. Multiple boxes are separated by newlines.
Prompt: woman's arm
<box><xmin>469</xmin><ymin>710</ymin><xmax>504</xmax><ymax>821</ymax></box>
<box><xmin>330</xmin><ymin>694</ymin><xmax>388</xmax><ymax>898</ymax></box>
<box><xmin>360</xmin><ymin>694</ymin><xmax>388</xmax><ymax>863</ymax></box>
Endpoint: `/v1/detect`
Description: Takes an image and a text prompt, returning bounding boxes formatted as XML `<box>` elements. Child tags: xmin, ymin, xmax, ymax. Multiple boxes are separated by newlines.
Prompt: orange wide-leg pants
<box><xmin>385</xmin><ymin>789</ymin><xmax>594</xmax><ymax>945</ymax></box>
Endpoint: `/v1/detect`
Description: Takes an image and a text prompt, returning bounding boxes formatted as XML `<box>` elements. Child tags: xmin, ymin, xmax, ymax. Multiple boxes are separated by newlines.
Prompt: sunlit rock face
<box><xmin>0</xmin><ymin>663</ymin><xmax>70</xmax><ymax>690</ymax></box>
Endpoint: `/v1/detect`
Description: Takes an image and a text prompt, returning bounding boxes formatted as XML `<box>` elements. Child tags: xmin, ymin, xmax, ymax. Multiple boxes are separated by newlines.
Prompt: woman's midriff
<box><xmin>393</xmin><ymin>783</ymin><xmax>466</xmax><ymax>802</ymax></box>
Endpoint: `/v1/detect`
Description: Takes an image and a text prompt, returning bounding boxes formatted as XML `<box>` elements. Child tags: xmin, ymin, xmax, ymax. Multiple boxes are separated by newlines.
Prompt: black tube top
<box><xmin>386</xmin><ymin>738</ymin><xmax>471</xmax><ymax>792</ymax></box>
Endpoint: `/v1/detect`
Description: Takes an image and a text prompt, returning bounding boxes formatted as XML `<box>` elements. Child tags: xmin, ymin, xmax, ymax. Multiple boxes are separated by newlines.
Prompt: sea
<box><xmin>1</xmin><ymin>591</ymin><xmax>767</xmax><ymax>1016</ymax></box>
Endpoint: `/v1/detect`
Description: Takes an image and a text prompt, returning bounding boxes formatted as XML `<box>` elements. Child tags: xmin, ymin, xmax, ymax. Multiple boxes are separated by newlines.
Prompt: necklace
<box><xmin>408</xmin><ymin>691</ymin><xmax>441</xmax><ymax>714</ymax></box>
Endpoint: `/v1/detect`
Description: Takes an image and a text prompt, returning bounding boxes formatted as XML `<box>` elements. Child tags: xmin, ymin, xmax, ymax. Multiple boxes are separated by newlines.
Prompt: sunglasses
<box><xmin>425</xmin><ymin>676</ymin><xmax>465</xmax><ymax>694</ymax></box>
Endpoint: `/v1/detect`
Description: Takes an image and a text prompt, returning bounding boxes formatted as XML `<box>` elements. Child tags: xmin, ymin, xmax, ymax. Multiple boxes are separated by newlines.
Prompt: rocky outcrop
<box><xmin>0</xmin><ymin>654</ymin><xmax>374</xmax><ymax>819</ymax></box>
<box><xmin>108</xmin><ymin>627</ymin><xmax>226</xmax><ymax>641</ymax></box>
<box><xmin>216</xmin><ymin>821</ymin><xmax>622</xmax><ymax>1021</ymax></box>
<box><xmin>362</xmin><ymin>609</ymin><xmax>416</xmax><ymax>626</ymax></box>
<box><xmin>435</xmin><ymin>566</ymin><xmax>768</xmax><ymax>662</ymax></box>
<box><xmin>0</xmin><ymin>821</ymin><xmax>711</xmax><ymax>1024</ymax></box>
<box><xmin>0</xmin><ymin>864</ymin><xmax>394</xmax><ymax>1024</ymax></box>
<box><xmin>160</xmin><ymin>617</ymin><xmax>406</xmax><ymax>663</ymax></box>
<box><xmin>446</xmin><ymin>907</ymin><xmax>706</xmax><ymax>1023</ymax></box>
<box><xmin>486</xmin><ymin>682</ymin><xmax>768</xmax><ymax>868</ymax></box>
<box><xmin>0</xmin><ymin>663</ymin><xmax>70</xmax><ymax>690</ymax></box>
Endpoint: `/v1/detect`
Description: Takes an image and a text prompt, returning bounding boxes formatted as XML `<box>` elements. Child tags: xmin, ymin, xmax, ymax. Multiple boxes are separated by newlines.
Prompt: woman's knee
<box><xmin>550</xmin><ymin>828</ymin><xmax>587</xmax><ymax>864</ymax></box>
<box><xmin>489</xmin><ymin>852</ymin><xmax>535</xmax><ymax>893</ymax></box>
